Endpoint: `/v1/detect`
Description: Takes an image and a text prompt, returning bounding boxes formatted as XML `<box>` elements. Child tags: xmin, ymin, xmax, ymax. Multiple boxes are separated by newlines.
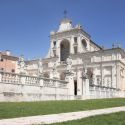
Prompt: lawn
<box><xmin>50</xmin><ymin>112</ymin><xmax>125</xmax><ymax>125</ymax></box>
<box><xmin>0</xmin><ymin>98</ymin><xmax>125</xmax><ymax>119</ymax></box>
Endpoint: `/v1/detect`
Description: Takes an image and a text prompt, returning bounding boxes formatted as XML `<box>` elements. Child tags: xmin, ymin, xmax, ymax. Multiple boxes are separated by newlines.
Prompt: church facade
<box><xmin>26</xmin><ymin>17</ymin><xmax>125</xmax><ymax>99</ymax></box>
<box><xmin>0</xmin><ymin>17</ymin><xmax>125</xmax><ymax>101</ymax></box>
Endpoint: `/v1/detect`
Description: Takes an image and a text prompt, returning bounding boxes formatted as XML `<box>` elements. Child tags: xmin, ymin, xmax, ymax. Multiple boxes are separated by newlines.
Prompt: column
<box><xmin>0</xmin><ymin>72</ymin><xmax>2</xmax><ymax>82</ymax></box>
<box><xmin>77</xmin><ymin>70</ymin><xmax>83</xmax><ymax>95</ymax></box>
<box><xmin>82</xmin><ymin>76</ymin><xmax>89</xmax><ymax>96</ymax></box>
<box><xmin>116</xmin><ymin>64</ymin><xmax>120</xmax><ymax>89</ymax></box>
<box><xmin>111</xmin><ymin>65</ymin><xmax>115</xmax><ymax>88</ymax></box>
<box><xmin>66</xmin><ymin>74</ymin><xmax>74</xmax><ymax>96</ymax></box>
<box><xmin>40</xmin><ymin>78</ymin><xmax>43</xmax><ymax>87</ymax></box>
<box><xmin>78</xmin><ymin>36</ymin><xmax>82</xmax><ymax>53</ymax></box>
<box><xmin>70</xmin><ymin>37</ymin><xmax>74</xmax><ymax>54</ymax></box>
<box><xmin>57</xmin><ymin>40</ymin><xmax>61</xmax><ymax>61</ymax></box>
<box><xmin>20</xmin><ymin>76</ymin><xmax>25</xmax><ymax>85</ymax></box>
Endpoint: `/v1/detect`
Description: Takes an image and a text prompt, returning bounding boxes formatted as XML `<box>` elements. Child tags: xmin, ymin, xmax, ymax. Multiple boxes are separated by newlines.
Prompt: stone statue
<box><xmin>92</xmin><ymin>73</ymin><xmax>96</xmax><ymax>84</ymax></box>
<box><xmin>19</xmin><ymin>55</ymin><xmax>25</xmax><ymax>67</ymax></box>
<box><xmin>37</xmin><ymin>58</ymin><xmax>43</xmax><ymax>76</ymax></box>
<box><xmin>82</xmin><ymin>63</ymin><xmax>87</xmax><ymax>79</ymax></box>
<box><xmin>18</xmin><ymin>55</ymin><xmax>27</xmax><ymax>74</ymax></box>
<box><xmin>66</xmin><ymin>56</ymin><xmax>72</xmax><ymax>72</ymax></box>
<box><xmin>52</xmin><ymin>62</ymin><xmax>58</xmax><ymax>79</ymax></box>
<box><xmin>97</xmin><ymin>77</ymin><xmax>101</xmax><ymax>85</ymax></box>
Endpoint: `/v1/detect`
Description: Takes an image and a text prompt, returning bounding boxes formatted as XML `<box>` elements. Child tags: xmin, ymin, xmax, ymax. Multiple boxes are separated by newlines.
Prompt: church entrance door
<box><xmin>74</xmin><ymin>80</ymin><xmax>77</xmax><ymax>95</ymax></box>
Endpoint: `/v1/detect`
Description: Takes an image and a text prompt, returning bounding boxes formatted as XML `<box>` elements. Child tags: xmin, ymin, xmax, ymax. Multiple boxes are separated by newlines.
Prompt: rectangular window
<box><xmin>1</xmin><ymin>58</ymin><xmax>3</xmax><ymax>61</ymax></box>
<box><xmin>74</xmin><ymin>37</ymin><xmax>77</xmax><ymax>43</ymax></box>
<box><xmin>11</xmin><ymin>69</ymin><xmax>15</xmax><ymax>73</ymax></box>
<box><xmin>1</xmin><ymin>68</ymin><xmax>4</xmax><ymax>71</ymax></box>
<box><xmin>74</xmin><ymin>46</ymin><xmax>77</xmax><ymax>54</ymax></box>
<box><xmin>53</xmin><ymin>41</ymin><xmax>56</xmax><ymax>47</ymax></box>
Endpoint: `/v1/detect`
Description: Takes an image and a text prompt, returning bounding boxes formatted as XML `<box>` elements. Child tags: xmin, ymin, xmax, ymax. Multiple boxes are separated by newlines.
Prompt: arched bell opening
<box><xmin>60</xmin><ymin>40</ymin><xmax>70</xmax><ymax>61</ymax></box>
<box><xmin>82</xmin><ymin>39</ymin><xmax>87</xmax><ymax>49</ymax></box>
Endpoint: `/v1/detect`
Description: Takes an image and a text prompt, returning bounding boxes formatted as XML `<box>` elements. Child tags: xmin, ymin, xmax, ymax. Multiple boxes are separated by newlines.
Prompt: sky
<box><xmin>0</xmin><ymin>0</ymin><xmax>125</xmax><ymax>59</ymax></box>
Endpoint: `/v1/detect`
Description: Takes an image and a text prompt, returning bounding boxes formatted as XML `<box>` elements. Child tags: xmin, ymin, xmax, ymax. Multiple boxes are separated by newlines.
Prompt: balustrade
<box><xmin>0</xmin><ymin>71</ymin><xmax>67</xmax><ymax>88</ymax></box>
<box><xmin>1</xmin><ymin>72</ymin><xmax>21</xmax><ymax>83</ymax></box>
<box><xmin>89</xmin><ymin>84</ymin><xmax>118</xmax><ymax>98</ymax></box>
<box><xmin>25</xmin><ymin>76</ymin><xmax>40</xmax><ymax>85</ymax></box>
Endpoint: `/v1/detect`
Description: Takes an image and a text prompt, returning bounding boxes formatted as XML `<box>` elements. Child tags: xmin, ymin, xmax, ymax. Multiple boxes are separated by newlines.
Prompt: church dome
<box><xmin>58</xmin><ymin>18</ymin><xmax>73</xmax><ymax>32</ymax></box>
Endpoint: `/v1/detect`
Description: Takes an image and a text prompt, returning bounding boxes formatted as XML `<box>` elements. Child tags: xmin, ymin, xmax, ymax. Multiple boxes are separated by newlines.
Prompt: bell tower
<box><xmin>46</xmin><ymin>13</ymin><xmax>101</xmax><ymax>62</ymax></box>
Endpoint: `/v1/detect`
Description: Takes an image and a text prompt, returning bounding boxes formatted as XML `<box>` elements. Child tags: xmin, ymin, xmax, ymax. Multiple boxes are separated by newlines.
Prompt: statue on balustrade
<box><xmin>66</xmin><ymin>56</ymin><xmax>73</xmax><ymax>75</ymax></box>
<box><xmin>18</xmin><ymin>55</ymin><xmax>27</xmax><ymax>74</ymax></box>
<box><xmin>52</xmin><ymin>62</ymin><xmax>58</xmax><ymax>79</ymax></box>
<box><xmin>82</xmin><ymin>63</ymin><xmax>87</xmax><ymax>79</ymax></box>
<box><xmin>37</xmin><ymin>58</ymin><xmax>43</xmax><ymax>77</ymax></box>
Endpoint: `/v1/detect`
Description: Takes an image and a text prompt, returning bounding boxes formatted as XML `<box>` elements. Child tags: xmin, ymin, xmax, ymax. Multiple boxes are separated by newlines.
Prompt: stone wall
<box><xmin>0</xmin><ymin>71</ymin><xmax>68</xmax><ymax>102</ymax></box>
<box><xmin>0</xmin><ymin>71</ymin><xmax>124</xmax><ymax>102</ymax></box>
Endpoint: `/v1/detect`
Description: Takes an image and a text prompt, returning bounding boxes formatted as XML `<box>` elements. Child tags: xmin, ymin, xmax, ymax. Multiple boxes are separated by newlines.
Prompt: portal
<box><xmin>74</xmin><ymin>80</ymin><xmax>77</xmax><ymax>95</ymax></box>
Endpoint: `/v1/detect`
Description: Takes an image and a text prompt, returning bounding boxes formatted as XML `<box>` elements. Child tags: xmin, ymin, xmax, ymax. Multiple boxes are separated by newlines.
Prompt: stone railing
<box><xmin>0</xmin><ymin>72</ymin><xmax>21</xmax><ymax>84</ymax></box>
<box><xmin>0</xmin><ymin>71</ymin><xmax>68</xmax><ymax>88</ymax></box>
<box><xmin>89</xmin><ymin>84</ymin><xmax>118</xmax><ymax>98</ymax></box>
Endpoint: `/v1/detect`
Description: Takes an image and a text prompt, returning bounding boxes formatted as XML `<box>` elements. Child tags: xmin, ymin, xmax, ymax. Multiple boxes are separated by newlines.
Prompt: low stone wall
<box><xmin>0</xmin><ymin>83</ymin><xmax>69</xmax><ymax>102</ymax></box>
<box><xmin>0</xmin><ymin>72</ymin><xmax>124</xmax><ymax>102</ymax></box>
<box><xmin>0</xmin><ymin>72</ymin><xmax>68</xmax><ymax>102</ymax></box>
<box><xmin>89</xmin><ymin>85</ymin><xmax>124</xmax><ymax>99</ymax></box>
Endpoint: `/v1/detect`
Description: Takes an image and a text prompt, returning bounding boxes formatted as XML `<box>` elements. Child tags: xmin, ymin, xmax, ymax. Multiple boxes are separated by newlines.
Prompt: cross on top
<box><xmin>64</xmin><ymin>10</ymin><xmax>67</xmax><ymax>18</ymax></box>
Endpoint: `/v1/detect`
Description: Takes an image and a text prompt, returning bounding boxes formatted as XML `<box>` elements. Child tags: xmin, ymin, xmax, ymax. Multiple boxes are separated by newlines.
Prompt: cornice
<box><xmin>70</xmin><ymin>47</ymin><xmax>125</xmax><ymax>58</ymax></box>
<box><xmin>50</xmin><ymin>28</ymin><xmax>90</xmax><ymax>40</ymax></box>
<box><xmin>42</xmin><ymin>57</ymin><xmax>58</xmax><ymax>62</ymax></box>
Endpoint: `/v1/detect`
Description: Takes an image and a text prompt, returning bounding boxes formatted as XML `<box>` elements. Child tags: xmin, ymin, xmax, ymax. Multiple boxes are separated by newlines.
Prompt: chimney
<box><xmin>5</xmin><ymin>50</ymin><xmax>11</xmax><ymax>55</ymax></box>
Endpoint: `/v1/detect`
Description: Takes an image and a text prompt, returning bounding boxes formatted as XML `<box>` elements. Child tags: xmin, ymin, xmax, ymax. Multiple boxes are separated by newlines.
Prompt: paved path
<box><xmin>0</xmin><ymin>106</ymin><xmax>125</xmax><ymax>125</ymax></box>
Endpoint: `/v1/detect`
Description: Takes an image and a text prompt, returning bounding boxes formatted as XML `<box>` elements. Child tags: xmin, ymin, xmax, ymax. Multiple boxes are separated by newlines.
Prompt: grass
<box><xmin>0</xmin><ymin>98</ymin><xmax>124</xmax><ymax>119</ymax></box>
<box><xmin>50</xmin><ymin>112</ymin><xmax>125</xmax><ymax>125</ymax></box>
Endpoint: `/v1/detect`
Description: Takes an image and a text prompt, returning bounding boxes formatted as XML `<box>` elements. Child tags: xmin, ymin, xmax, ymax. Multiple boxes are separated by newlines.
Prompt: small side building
<box><xmin>0</xmin><ymin>50</ymin><xmax>19</xmax><ymax>73</ymax></box>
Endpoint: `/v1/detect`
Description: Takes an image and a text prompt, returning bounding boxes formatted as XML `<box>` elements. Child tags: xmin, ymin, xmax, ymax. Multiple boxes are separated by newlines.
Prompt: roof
<box><xmin>0</xmin><ymin>52</ymin><xmax>19</xmax><ymax>61</ymax></box>
<box><xmin>71</xmin><ymin>47</ymin><xmax>125</xmax><ymax>58</ymax></box>
<box><xmin>90</xmin><ymin>39</ymin><xmax>102</xmax><ymax>49</ymax></box>
<box><xmin>25</xmin><ymin>59</ymin><xmax>39</xmax><ymax>65</ymax></box>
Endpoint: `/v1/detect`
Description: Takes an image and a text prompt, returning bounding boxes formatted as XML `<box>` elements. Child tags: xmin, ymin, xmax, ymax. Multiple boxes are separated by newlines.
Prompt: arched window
<box><xmin>82</xmin><ymin>39</ymin><xmax>87</xmax><ymax>49</ymax></box>
<box><xmin>60</xmin><ymin>40</ymin><xmax>70</xmax><ymax>61</ymax></box>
